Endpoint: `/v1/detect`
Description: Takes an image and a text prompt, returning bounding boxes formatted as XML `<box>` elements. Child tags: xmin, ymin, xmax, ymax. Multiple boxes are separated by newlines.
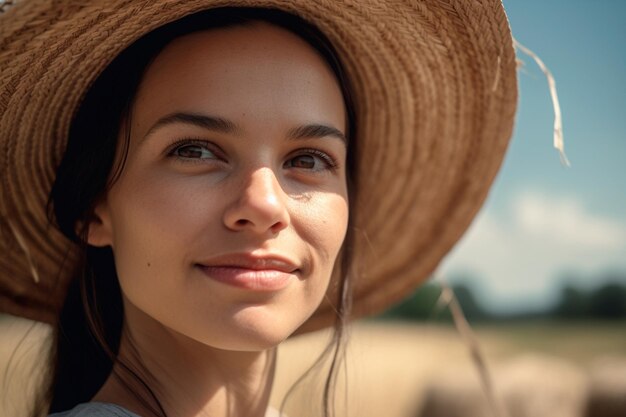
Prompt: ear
<box><xmin>82</xmin><ymin>198</ymin><xmax>114</xmax><ymax>248</ymax></box>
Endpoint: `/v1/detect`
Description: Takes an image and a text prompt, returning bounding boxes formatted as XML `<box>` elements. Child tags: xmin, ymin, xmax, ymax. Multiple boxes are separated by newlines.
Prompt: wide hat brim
<box><xmin>0</xmin><ymin>0</ymin><xmax>517</xmax><ymax>332</ymax></box>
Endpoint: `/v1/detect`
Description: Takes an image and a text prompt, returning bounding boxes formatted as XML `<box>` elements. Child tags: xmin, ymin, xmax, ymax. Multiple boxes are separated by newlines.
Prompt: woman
<box><xmin>0</xmin><ymin>2</ymin><xmax>518</xmax><ymax>417</ymax></box>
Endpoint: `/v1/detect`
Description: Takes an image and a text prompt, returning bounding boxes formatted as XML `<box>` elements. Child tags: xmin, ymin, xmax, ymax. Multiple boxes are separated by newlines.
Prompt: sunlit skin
<box><xmin>86</xmin><ymin>22</ymin><xmax>349</xmax><ymax>417</ymax></box>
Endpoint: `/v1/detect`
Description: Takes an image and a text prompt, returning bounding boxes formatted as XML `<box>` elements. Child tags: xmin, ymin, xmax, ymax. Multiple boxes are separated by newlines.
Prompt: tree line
<box><xmin>378</xmin><ymin>275</ymin><xmax>626</xmax><ymax>322</ymax></box>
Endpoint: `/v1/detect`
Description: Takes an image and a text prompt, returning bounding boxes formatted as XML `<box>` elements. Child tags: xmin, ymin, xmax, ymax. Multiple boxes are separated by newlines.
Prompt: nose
<box><xmin>223</xmin><ymin>167</ymin><xmax>290</xmax><ymax>235</ymax></box>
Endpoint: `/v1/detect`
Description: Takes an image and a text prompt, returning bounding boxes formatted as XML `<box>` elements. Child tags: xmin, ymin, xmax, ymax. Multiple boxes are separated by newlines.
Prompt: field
<box><xmin>1</xmin><ymin>316</ymin><xmax>625</xmax><ymax>417</ymax></box>
<box><xmin>272</xmin><ymin>320</ymin><xmax>626</xmax><ymax>417</ymax></box>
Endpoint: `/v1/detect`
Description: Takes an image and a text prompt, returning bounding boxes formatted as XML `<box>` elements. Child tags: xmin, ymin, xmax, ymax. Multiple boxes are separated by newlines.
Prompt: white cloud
<box><xmin>514</xmin><ymin>191</ymin><xmax>626</xmax><ymax>248</ymax></box>
<box><xmin>438</xmin><ymin>191</ymin><xmax>626</xmax><ymax>313</ymax></box>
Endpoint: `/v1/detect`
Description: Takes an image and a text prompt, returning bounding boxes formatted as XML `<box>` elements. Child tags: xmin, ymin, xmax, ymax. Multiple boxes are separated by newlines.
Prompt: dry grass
<box><xmin>270</xmin><ymin>320</ymin><xmax>626</xmax><ymax>417</ymax></box>
<box><xmin>1</xmin><ymin>315</ymin><xmax>625</xmax><ymax>417</ymax></box>
<box><xmin>271</xmin><ymin>323</ymin><xmax>472</xmax><ymax>417</ymax></box>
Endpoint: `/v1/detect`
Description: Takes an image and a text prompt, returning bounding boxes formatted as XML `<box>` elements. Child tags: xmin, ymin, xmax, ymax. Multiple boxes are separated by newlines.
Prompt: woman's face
<box><xmin>88</xmin><ymin>22</ymin><xmax>349</xmax><ymax>350</ymax></box>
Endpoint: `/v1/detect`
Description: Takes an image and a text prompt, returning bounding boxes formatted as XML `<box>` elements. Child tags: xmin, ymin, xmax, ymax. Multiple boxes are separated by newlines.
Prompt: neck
<box><xmin>93</xmin><ymin>303</ymin><xmax>276</xmax><ymax>417</ymax></box>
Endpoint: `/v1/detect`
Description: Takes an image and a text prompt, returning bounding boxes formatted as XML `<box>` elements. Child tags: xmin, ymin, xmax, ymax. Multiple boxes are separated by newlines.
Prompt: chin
<box><xmin>195</xmin><ymin>307</ymin><xmax>309</xmax><ymax>352</ymax></box>
<box><xmin>200</xmin><ymin>324</ymin><xmax>292</xmax><ymax>352</ymax></box>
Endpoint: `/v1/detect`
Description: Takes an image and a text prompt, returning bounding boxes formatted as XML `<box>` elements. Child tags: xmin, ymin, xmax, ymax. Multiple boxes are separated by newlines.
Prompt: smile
<box><xmin>196</xmin><ymin>254</ymin><xmax>300</xmax><ymax>291</ymax></box>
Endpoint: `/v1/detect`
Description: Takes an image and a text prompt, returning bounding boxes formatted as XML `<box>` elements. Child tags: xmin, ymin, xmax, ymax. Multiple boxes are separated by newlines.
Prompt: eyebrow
<box><xmin>143</xmin><ymin>112</ymin><xmax>347</xmax><ymax>145</ymax></box>
<box><xmin>286</xmin><ymin>124</ymin><xmax>347</xmax><ymax>146</ymax></box>
<box><xmin>143</xmin><ymin>113</ymin><xmax>238</xmax><ymax>140</ymax></box>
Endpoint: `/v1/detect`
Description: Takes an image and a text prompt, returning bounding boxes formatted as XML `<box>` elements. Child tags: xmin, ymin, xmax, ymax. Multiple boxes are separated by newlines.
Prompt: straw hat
<box><xmin>0</xmin><ymin>0</ymin><xmax>517</xmax><ymax>331</ymax></box>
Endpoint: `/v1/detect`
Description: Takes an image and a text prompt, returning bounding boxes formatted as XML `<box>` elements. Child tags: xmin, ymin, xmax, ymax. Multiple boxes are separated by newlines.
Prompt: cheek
<box><xmin>297</xmin><ymin>192</ymin><xmax>349</xmax><ymax>274</ymax></box>
<box><xmin>108</xmin><ymin>171</ymin><xmax>218</xmax><ymax>244</ymax></box>
<box><xmin>104</xmin><ymin>173</ymin><xmax>219</xmax><ymax>299</ymax></box>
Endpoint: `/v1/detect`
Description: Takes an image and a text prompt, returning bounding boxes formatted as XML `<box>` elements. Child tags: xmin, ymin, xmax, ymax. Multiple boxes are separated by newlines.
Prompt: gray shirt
<box><xmin>49</xmin><ymin>403</ymin><xmax>284</xmax><ymax>417</ymax></box>
<box><xmin>48</xmin><ymin>403</ymin><xmax>141</xmax><ymax>417</ymax></box>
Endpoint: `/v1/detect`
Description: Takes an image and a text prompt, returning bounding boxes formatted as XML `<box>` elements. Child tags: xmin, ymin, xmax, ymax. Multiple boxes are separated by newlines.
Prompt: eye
<box><xmin>289</xmin><ymin>155</ymin><xmax>316</xmax><ymax>169</ymax></box>
<box><xmin>167</xmin><ymin>139</ymin><xmax>221</xmax><ymax>162</ymax></box>
<box><xmin>284</xmin><ymin>149</ymin><xmax>337</xmax><ymax>172</ymax></box>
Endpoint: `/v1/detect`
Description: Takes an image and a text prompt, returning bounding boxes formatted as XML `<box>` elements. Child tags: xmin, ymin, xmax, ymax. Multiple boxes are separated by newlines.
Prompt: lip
<box><xmin>195</xmin><ymin>253</ymin><xmax>300</xmax><ymax>291</ymax></box>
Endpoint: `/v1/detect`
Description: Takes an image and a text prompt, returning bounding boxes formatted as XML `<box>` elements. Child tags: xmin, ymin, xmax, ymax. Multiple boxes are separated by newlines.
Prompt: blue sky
<box><xmin>440</xmin><ymin>0</ymin><xmax>626</xmax><ymax>313</ymax></box>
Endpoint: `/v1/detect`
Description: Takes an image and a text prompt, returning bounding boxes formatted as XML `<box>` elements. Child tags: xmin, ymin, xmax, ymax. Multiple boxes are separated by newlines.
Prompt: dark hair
<box><xmin>46</xmin><ymin>7</ymin><xmax>356</xmax><ymax>417</ymax></box>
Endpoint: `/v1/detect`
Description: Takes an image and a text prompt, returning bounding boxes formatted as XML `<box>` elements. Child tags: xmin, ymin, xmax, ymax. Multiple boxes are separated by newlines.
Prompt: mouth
<box><xmin>195</xmin><ymin>253</ymin><xmax>300</xmax><ymax>292</ymax></box>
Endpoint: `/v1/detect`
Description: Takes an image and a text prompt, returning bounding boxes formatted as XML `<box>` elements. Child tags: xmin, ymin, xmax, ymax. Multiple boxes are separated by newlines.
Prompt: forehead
<box><xmin>130</xmin><ymin>22</ymin><xmax>346</xmax><ymax>137</ymax></box>
<box><xmin>151</xmin><ymin>21</ymin><xmax>326</xmax><ymax>71</ymax></box>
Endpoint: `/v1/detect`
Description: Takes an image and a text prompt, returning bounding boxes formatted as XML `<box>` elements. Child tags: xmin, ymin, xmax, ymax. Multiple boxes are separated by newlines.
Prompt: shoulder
<box><xmin>48</xmin><ymin>402</ymin><xmax>141</xmax><ymax>417</ymax></box>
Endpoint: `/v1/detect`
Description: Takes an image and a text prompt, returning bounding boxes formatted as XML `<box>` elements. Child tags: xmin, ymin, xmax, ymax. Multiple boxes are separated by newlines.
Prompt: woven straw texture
<box><xmin>0</xmin><ymin>0</ymin><xmax>517</xmax><ymax>331</ymax></box>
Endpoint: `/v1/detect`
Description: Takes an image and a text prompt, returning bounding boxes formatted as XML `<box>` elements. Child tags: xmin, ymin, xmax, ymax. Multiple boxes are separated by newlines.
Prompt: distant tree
<box><xmin>588</xmin><ymin>282</ymin><xmax>626</xmax><ymax>319</ymax></box>
<box><xmin>450</xmin><ymin>283</ymin><xmax>488</xmax><ymax>321</ymax></box>
<box><xmin>553</xmin><ymin>285</ymin><xmax>588</xmax><ymax>318</ymax></box>
<box><xmin>551</xmin><ymin>272</ymin><xmax>626</xmax><ymax>320</ymax></box>
<box><xmin>378</xmin><ymin>282</ymin><xmax>442</xmax><ymax>321</ymax></box>
<box><xmin>377</xmin><ymin>281</ymin><xmax>489</xmax><ymax>322</ymax></box>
